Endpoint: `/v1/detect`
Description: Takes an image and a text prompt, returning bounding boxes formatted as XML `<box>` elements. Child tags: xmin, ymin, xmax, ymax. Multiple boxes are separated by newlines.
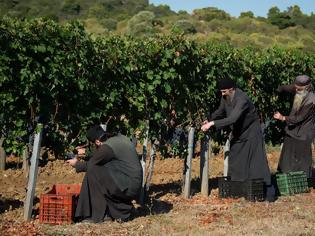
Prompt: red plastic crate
<box><xmin>40</xmin><ymin>184</ymin><xmax>81</xmax><ymax>224</ymax></box>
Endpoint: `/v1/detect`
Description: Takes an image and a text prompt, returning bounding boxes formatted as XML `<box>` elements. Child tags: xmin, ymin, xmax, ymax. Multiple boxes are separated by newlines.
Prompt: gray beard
<box><xmin>292</xmin><ymin>92</ymin><xmax>307</xmax><ymax>111</ymax></box>
<box><xmin>223</xmin><ymin>91</ymin><xmax>235</xmax><ymax>105</ymax></box>
<box><xmin>224</xmin><ymin>95</ymin><xmax>232</xmax><ymax>105</ymax></box>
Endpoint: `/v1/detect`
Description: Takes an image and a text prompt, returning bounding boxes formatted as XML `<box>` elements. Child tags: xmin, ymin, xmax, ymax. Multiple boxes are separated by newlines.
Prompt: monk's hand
<box><xmin>201</xmin><ymin>121</ymin><xmax>214</xmax><ymax>132</ymax></box>
<box><xmin>66</xmin><ymin>158</ymin><xmax>78</xmax><ymax>167</ymax></box>
<box><xmin>202</xmin><ymin>120</ymin><xmax>208</xmax><ymax>125</ymax></box>
<box><xmin>76</xmin><ymin>147</ymin><xmax>86</xmax><ymax>155</ymax></box>
<box><xmin>273</xmin><ymin>111</ymin><xmax>285</xmax><ymax>121</ymax></box>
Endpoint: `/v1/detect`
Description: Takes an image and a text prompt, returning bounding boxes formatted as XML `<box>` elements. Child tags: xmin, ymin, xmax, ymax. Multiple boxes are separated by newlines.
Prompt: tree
<box><xmin>267</xmin><ymin>6</ymin><xmax>295</xmax><ymax>29</ymax></box>
<box><xmin>125</xmin><ymin>11</ymin><xmax>157</xmax><ymax>36</ymax></box>
<box><xmin>287</xmin><ymin>5</ymin><xmax>303</xmax><ymax>18</ymax></box>
<box><xmin>147</xmin><ymin>4</ymin><xmax>175</xmax><ymax>17</ymax></box>
<box><xmin>268</xmin><ymin>6</ymin><xmax>280</xmax><ymax>18</ymax></box>
<box><xmin>240</xmin><ymin>11</ymin><xmax>254</xmax><ymax>18</ymax></box>
<box><xmin>193</xmin><ymin>7</ymin><xmax>231</xmax><ymax>22</ymax></box>
<box><xmin>172</xmin><ymin>20</ymin><xmax>197</xmax><ymax>34</ymax></box>
<box><xmin>178</xmin><ymin>10</ymin><xmax>189</xmax><ymax>16</ymax></box>
<box><xmin>286</xmin><ymin>5</ymin><xmax>308</xmax><ymax>27</ymax></box>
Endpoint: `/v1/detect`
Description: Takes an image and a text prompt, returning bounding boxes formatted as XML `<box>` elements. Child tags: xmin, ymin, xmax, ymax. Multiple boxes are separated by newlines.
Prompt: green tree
<box><xmin>287</xmin><ymin>5</ymin><xmax>303</xmax><ymax>18</ymax></box>
<box><xmin>286</xmin><ymin>5</ymin><xmax>308</xmax><ymax>28</ymax></box>
<box><xmin>240</xmin><ymin>11</ymin><xmax>254</xmax><ymax>18</ymax></box>
<box><xmin>125</xmin><ymin>10</ymin><xmax>157</xmax><ymax>36</ymax></box>
<box><xmin>172</xmin><ymin>20</ymin><xmax>197</xmax><ymax>34</ymax></box>
<box><xmin>192</xmin><ymin>7</ymin><xmax>231</xmax><ymax>22</ymax></box>
<box><xmin>147</xmin><ymin>4</ymin><xmax>174</xmax><ymax>17</ymax></box>
<box><xmin>267</xmin><ymin>6</ymin><xmax>295</xmax><ymax>29</ymax></box>
<box><xmin>178</xmin><ymin>10</ymin><xmax>189</xmax><ymax>16</ymax></box>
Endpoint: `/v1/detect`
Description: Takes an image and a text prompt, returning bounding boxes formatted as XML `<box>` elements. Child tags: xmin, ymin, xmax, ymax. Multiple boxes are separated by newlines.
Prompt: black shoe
<box><xmin>265</xmin><ymin>184</ymin><xmax>277</xmax><ymax>202</ymax></box>
<box><xmin>115</xmin><ymin>215</ymin><xmax>133</xmax><ymax>223</ymax></box>
<box><xmin>81</xmin><ymin>217</ymin><xmax>109</xmax><ymax>224</ymax></box>
<box><xmin>266</xmin><ymin>196</ymin><xmax>277</xmax><ymax>202</ymax></box>
<box><xmin>103</xmin><ymin>214</ymin><xmax>113</xmax><ymax>222</ymax></box>
<box><xmin>81</xmin><ymin>218</ymin><xmax>95</xmax><ymax>224</ymax></box>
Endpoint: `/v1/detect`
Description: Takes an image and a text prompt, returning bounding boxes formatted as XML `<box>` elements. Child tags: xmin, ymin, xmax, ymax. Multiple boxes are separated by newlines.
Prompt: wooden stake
<box><xmin>22</xmin><ymin>146</ymin><xmax>30</xmax><ymax>177</ymax></box>
<box><xmin>183</xmin><ymin>127</ymin><xmax>195</xmax><ymax>199</ymax></box>
<box><xmin>200</xmin><ymin>134</ymin><xmax>210</xmax><ymax>196</ymax></box>
<box><xmin>0</xmin><ymin>138</ymin><xmax>5</xmax><ymax>171</ymax></box>
<box><xmin>223</xmin><ymin>138</ymin><xmax>230</xmax><ymax>176</ymax></box>
<box><xmin>146</xmin><ymin>141</ymin><xmax>156</xmax><ymax>191</ymax></box>
<box><xmin>139</xmin><ymin>121</ymin><xmax>149</xmax><ymax>205</ymax></box>
<box><xmin>24</xmin><ymin>125</ymin><xmax>43</xmax><ymax>221</ymax></box>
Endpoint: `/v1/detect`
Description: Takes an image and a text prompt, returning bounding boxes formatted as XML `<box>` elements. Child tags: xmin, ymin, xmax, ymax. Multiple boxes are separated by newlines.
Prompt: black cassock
<box><xmin>277</xmin><ymin>85</ymin><xmax>315</xmax><ymax>177</ymax></box>
<box><xmin>211</xmin><ymin>88</ymin><xmax>271</xmax><ymax>184</ymax></box>
<box><xmin>74</xmin><ymin>134</ymin><xmax>142</xmax><ymax>222</ymax></box>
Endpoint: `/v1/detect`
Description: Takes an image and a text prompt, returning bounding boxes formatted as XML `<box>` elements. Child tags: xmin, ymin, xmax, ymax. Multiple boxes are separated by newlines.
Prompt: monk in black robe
<box><xmin>67</xmin><ymin>124</ymin><xmax>142</xmax><ymax>223</ymax></box>
<box><xmin>274</xmin><ymin>75</ymin><xmax>315</xmax><ymax>177</ymax></box>
<box><xmin>201</xmin><ymin>77</ymin><xmax>274</xmax><ymax>200</ymax></box>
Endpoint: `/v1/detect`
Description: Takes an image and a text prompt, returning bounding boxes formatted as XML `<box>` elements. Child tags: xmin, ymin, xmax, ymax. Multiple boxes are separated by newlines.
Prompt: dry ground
<box><xmin>1</xmin><ymin>147</ymin><xmax>315</xmax><ymax>236</ymax></box>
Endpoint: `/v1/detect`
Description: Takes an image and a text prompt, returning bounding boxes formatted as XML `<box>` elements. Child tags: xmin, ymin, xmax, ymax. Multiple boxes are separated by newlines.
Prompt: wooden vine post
<box><xmin>24</xmin><ymin>124</ymin><xmax>43</xmax><ymax>221</ymax></box>
<box><xmin>223</xmin><ymin>138</ymin><xmax>230</xmax><ymax>176</ymax></box>
<box><xmin>22</xmin><ymin>145</ymin><xmax>30</xmax><ymax>177</ymax></box>
<box><xmin>139</xmin><ymin>120</ymin><xmax>149</xmax><ymax>205</ymax></box>
<box><xmin>145</xmin><ymin>141</ymin><xmax>156</xmax><ymax>191</ymax></box>
<box><xmin>200</xmin><ymin>134</ymin><xmax>211</xmax><ymax>196</ymax></box>
<box><xmin>0</xmin><ymin>138</ymin><xmax>5</xmax><ymax>171</ymax></box>
<box><xmin>183</xmin><ymin>127</ymin><xmax>195</xmax><ymax>199</ymax></box>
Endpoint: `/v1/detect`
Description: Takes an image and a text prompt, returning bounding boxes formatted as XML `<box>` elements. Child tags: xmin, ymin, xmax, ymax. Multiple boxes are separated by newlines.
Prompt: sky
<box><xmin>149</xmin><ymin>0</ymin><xmax>315</xmax><ymax>17</ymax></box>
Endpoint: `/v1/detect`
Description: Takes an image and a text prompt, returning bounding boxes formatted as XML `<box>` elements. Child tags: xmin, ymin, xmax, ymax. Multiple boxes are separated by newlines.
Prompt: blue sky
<box><xmin>149</xmin><ymin>0</ymin><xmax>315</xmax><ymax>17</ymax></box>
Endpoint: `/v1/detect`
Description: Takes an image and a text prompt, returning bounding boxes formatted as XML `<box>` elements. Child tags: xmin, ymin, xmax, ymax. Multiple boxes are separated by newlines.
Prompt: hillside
<box><xmin>0</xmin><ymin>0</ymin><xmax>314</xmax><ymax>51</ymax></box>
<box><xmin>0</xmin><ymin>0</ymin><xmax>150</xmax><ymax>20</ymax></box>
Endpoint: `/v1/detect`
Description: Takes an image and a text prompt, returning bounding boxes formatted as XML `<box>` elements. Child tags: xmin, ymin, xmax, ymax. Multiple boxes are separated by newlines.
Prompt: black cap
<box><xmin>86</xmin><ymin>125</ymin><xmax>106</xmax><ymax>142</ymax></box>
<box><xmin>217</xmin><ymin>77</ymin><xmax>236</xmax><ymax>90</ymax></box>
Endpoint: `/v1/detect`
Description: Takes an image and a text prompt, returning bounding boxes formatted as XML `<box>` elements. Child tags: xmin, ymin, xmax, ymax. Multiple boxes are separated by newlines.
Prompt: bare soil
<box><xmin>1</xmin><ymin>148</ymin><xmax>315</xmax><ymax>236</ymax></box>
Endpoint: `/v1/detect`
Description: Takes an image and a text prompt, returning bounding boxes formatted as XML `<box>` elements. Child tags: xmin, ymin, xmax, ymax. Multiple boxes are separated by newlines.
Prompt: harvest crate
<box><xmin>218</xmin><ymin>176</ymin><xmax>243</xmax><ymax>199</ymax></box>
<box><xmin>243</xmin><ymin>178</ymin><xmax>265</xmax><ymax>201</ymax></box>
<box><xmin>308</xmin><ymin>177</ymin><xmax>315</xmax><ymax>189</ymax></box>
<box><xmin>40</xmin><ymin>184</ymin><xmax>81</xmax><ymax>224</ymax></box>
<box><xmin>218</xmin><ymin>177</ymin><xmax>265</xmax><ymax>201</ymax></box>
<box><xmin>276</xmin><ymin>171</ymin><xmax>309</xmax><ymax>196</ymax></box>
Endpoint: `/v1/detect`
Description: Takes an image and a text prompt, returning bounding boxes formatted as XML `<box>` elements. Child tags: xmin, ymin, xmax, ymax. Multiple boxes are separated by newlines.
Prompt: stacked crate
<box><xmin>308</xmin><ymin>177</ymin><xmax>315</xmax><ymax>189</ymax></box>
<box><xmin>40</xmin><ymin>184</ymin><xmax>81</xmax><ymax>224</ymax></box>
<box><xmin>218</xmin><ymin>177</ymin><xmax>265</xmax><ymax>201</ymax></box>
<box><xmin>276</xmin><ymin>171</ymin><xmax>309</xmax><ymax>196</ymax></box>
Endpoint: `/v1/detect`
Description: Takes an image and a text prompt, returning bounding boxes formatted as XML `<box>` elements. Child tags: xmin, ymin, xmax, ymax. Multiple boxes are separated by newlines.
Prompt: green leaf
<box><xmin>164</xmin><ymin>83</ymin><xmax>171</xmax><ymax>93</ymax></box>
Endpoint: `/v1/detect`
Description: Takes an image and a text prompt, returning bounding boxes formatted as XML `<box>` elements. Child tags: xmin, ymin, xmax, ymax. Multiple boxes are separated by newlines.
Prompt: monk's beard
<box><xmin>292</xmin><ymin>91</ymin><xmax>307</xmax><ymax>111</ymax></box>
<box><xmin>223</xmin><ymin>91</ymin><xmax>235</xmax><ymax>105</ymax></box>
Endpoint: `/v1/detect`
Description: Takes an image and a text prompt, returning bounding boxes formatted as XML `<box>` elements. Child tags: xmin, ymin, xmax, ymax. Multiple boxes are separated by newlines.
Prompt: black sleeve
<box><xmin>213</xmin><ymin>97</ymin><xmax>249</xmax><ymax>129</ymax></box>
<box><xmin>74</xmin><ymin>144</ymin><xmax>115</xmax><ymax>172</ymax></box>
<box><xmin>88</xmin><ymin>144</ymin><xmax>115</xmax><ymax>166</ymax></box>
<box><xmin>286</xmin><ymin>103</ymin><xmax>315</xmax><ymax>126</ymax></box>
<box><xmin>277</xmin><ymin>84</ymin><xmax>295</xmax><ymax>94</ymax></box>
<box><xmin>75</xmin><ymin>161</ymin><xmax>87</xmax><ymax>173</ymax></box>
<box><xmin>210</xmin><ymin>98</ymin><xmax>226</xmax><ymax>121</ymax></box>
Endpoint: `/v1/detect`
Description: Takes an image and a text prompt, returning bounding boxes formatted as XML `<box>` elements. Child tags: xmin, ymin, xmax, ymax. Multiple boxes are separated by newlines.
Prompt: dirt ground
<box><xmin>1</xmin><ymin>146</ymin><xmax>315</xmax><ymax>236</ymax></box>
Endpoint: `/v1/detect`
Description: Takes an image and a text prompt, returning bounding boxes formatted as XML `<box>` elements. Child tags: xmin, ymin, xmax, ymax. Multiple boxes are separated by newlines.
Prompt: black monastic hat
<box><xmin>86</xmin><ymin>125</ymin><xmax>106</xmax><ymax>142</ymax></box>
<box><xmin>217</xmin><ymin>77</ymin><xmax>236</xmax><ymax>90</ymax></box>
<box><xmin>294</xmin><ymin>75</ymin><xmax>311</xmax><ymax>86</ymax></box>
